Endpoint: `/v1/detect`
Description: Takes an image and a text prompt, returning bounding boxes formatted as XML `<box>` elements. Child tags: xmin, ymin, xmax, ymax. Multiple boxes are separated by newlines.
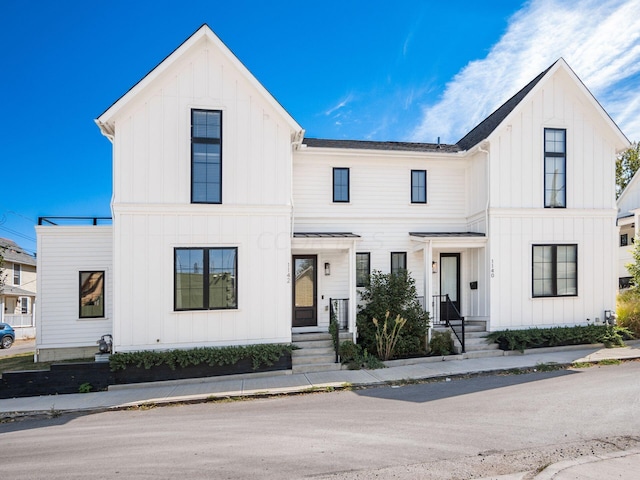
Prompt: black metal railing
<box><xmin>431</xmin><ymin>294</ymin><xmax>465</xmax><ymax>353</ymax></box>
<box><xmin>329</xmin><ymin>298</ymin><xmax>349</xmax><ymax>363</ymax></box>
<box><xmin>38</xmin><ymin>216</ymin><xmax>112</xmax><ymax>226</ymax></box>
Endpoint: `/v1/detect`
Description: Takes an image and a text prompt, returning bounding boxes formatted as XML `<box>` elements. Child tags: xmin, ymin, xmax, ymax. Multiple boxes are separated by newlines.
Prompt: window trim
<box><xmin>390</xmin><ymin>252</ymin><xmax>407</xmax><ymax>275</ymax></box>
<box><xmin>621</xmin><ymin>234</ymin><xmax>629</xmax><ymax>247</ymax></box>
<box><xmin>191</xmin><ymin>109</ymin><xmax>223</xmax><ymax>204</ymax></box>
<box><xmin>333</xmin><ymin>167</ymin><xmax>350</xmax><ymax>203</ymax></box>
<box><xmin>13</xmin><ymin>263</ymin><xmax>20</xmax><ymax>285</ymax></box>
<box><xmin>174</xmin><ymin>247</ymin><xmax>238</xmax><ymax>311</ymax></box>
<box><xmin>411</xmin><ymin>170</ymin><xmax>427</xmax><ymax>204</ymax></box>
<box><xmin>544</xmin><ymin>128</ymin><xmax>566</xmax><ymax>208</ymax></box>
<box><xmin>532</xmin><ymin>244</ymin><xmax>578</xmax><ymax>298</ymax></box>
<box><xmin>79</xmin><ymin>271</ymin><xmax>106</xmax><ymax>319</ymax></box>
<box><xmin>356</xmin><ymin>252</ymin><xmax>370</xmax><ymax>288</ymax></box>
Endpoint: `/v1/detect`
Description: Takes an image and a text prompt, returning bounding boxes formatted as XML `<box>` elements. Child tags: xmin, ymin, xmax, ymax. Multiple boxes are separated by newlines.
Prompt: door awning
<box><xmin>409</xmin><ymin>232</ymin><xmax>487</xmax><ymax>248</ymax></box>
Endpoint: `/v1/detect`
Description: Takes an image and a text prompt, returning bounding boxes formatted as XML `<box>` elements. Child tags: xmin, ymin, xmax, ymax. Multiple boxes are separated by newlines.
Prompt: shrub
<box><xmin>338</xmin><ymin>340</ymin><xmax>385</xmax><ymax>370</ymax></box>
<box><xmin>429</xmin><ymin>331</ymin><xmax>454</xmax><ymax>356</ymax></box>
<box><xmin>373</xmin><ymin>312</ymin><xmax>407</xmax><ymax>360</ymax></box>
<box><xmin>357</xmin><ymin>270</ymin><xmax>429</xmax><ymax>358</ymax></box>
<box><xmin>617</xmin><ymin>288</ymin><xmax>640</xmax><ymax>337</ymax></box>
<box><xmin>109</xmin><ymin>343</ymin><xmax>296</xmax><ymax>372</ymax></box>
<box><xmin>487</xmin><ymin>325</ymin><xmax>634</xmax><ymax>352</ymax></box>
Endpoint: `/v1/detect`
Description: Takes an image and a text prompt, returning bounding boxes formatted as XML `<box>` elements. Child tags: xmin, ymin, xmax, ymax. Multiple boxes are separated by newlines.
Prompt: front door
<box><xmin>293</xmin><ymin>255</ymin><xmax>317</xmax><ymax>327</ymax></box>
<box><xmin>440</xmin><ymin>253</ymin><xmax>461</xmax><ymax>321</ymax></box>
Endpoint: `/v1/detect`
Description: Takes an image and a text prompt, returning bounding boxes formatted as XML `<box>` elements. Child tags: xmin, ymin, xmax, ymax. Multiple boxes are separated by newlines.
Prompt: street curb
<box><xmin>532</xmin><ymin>448</ymin><xmax>640</xmax><ymax>479</ymax></box>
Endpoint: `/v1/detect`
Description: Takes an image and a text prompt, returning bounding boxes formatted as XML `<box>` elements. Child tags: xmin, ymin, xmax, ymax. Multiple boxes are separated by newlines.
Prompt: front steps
<box><xmin>434</xmin><ymin>320</ymin><xmax>500</xmax><ymax>358</ymax></box>
<box><xmin>292</xmin><ymin>332</ymin><xmax>351</xmax><ymax>374</ymax></box>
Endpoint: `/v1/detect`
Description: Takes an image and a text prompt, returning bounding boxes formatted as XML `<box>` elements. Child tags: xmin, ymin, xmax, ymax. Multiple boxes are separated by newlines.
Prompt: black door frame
<box><xmin>292</xmin><ymin>255</ymin><xmax>318</xmax><ymax>327</ymax></box>
<box><xmin>439</xmin><ymin>253</ymin><xmax>461</xmax><ymax>321</ymax></box>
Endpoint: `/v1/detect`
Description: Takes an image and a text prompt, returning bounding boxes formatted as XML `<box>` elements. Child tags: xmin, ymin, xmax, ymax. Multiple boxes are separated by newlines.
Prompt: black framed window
<box><xmin>356</xmin><ymin>252</ymin><xmax>370</xmax><ymax>287</ymax></box>
<box><xmin>544</xmin><ymin>128</ymin><xmax>566</xmax><ymax>208</ymax></box>
<box><xmin>532</xmin><ymin>244</ymin><xmax>577</xmax><ymax>297</ymax></box>
<box><xmin>391</xmin><ymin>252</ymin><xmax>407</xmax><ymax>275</ymax></box>
<box><xmin>621</xmin><ymin>234</ymin><xmax>629</xmax><ymax>247</ymax></box>
<box><xmin>333</xmin><ymin>167</ymin><xmax>350</xmax><ymax>202</ymax></box>
<box><xmin>192</xmin><ymin>110</ymin><xmax>222</xmax><ymax>204</ymax></box>
<box><xmin>13</xmin><ymin>264</ymin><xmax>20</xmax><ymax>285</ymax></box>
<box><xmin>175</xmin><ymin>247</ymin><xmax>237</xmax><ymax>310</ymax></box>
<box><xmin>411</xmin><ymin>170</ymin><xmax>427</xmax><ymax>203</ymax></box>
<box><xmin>79</xmin><ymin>271</ymin><xmax>105</xmax><ymax>318</ymax></box>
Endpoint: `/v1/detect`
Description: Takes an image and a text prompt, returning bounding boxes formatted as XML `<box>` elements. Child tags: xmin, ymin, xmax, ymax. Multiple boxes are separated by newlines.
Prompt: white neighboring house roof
<box><xmin>1</xmin><ymin>285</ymin><xmax>36</xmax><ymax>297</ymax></box>
<box><xmin>95</xmin><ymin>24</ymin><xmax>303</xmax><ymax>142</ymax></box>
<box><xmin>617</xmin><ymin>160</ymin><xmax>640</xmax><ymax>218</ymax></box>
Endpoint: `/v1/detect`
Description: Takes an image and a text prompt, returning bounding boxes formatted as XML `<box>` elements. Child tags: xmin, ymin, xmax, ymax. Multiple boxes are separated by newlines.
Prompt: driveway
<box><xmin>0</xmin><ymin>338</ymin><xmax>35</xmax><ymax>357</ymax></box>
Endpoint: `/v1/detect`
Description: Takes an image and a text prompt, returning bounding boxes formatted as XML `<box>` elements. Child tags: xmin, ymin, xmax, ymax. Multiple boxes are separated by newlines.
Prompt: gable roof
<box><xmin>0</xmin><ymin>238</ymin><xmax>36</xmax><ymax>267</ymax></box>
<box><xmin>457</xmin><ymin>58</ymin><xmax>629</xmax><ymax>152</ymax></box>
<box><xmin>96</xmin><ymin>24</ymin><xmax>303</xmax><ymax>140</ymax></box>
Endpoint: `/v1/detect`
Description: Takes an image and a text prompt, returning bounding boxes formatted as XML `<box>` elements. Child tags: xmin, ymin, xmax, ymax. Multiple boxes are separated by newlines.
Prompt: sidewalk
<box><xmin>2</xmin><ymin>342</ymin><xmax>640</xmax><ymax>479</ymax></box>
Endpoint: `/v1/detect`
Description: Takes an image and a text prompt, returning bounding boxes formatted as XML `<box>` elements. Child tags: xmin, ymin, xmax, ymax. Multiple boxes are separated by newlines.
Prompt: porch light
<box><xmin>324</xmin><ymin>262</ymin><xmax>331</xmax><ymax>275</ymax></box>
<box><xmin>432</xmin><ymin>261</ymin><xmax>438</xmax><ymax>274</ymax></box>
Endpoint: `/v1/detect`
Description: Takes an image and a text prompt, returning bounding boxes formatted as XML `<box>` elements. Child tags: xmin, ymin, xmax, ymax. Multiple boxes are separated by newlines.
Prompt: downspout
<box><xmin>478</xmin><ymin>142</ymin><xmax>490</xmax><ymax>329</ymax></box>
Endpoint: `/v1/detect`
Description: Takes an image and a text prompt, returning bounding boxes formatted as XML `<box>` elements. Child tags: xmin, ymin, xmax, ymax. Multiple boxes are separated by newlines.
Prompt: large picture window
<box><xmin>175</xmin><ymin>247</ymin><xmax>237</xmax><ymax>310</ymax></box>
<box><xmin>411</xmin><ymin>170</ymin><xmax>427</xmax><ymax>203</ymax></box>
<box><xmin>79</xmin><ymin>271</ymin><xmax>105</xmax><ymax>318</ymax></box>
<box><xmin>333</xmin><ymin>167</ymin><xmax>350</xmax><ymax>202</ymax></box>
<box><xmin>532</xmin><ymin>244</ymin><xmax>577</xmax><ymax>297</ymax></box>
<box><xmin>192</xmin><ymin>110</ymin><xmax>222</xmax><ymax>204</ymax></box>
<box><xmin>544</xmin><ymin>128</ymin><xmax>566</xmax><ymax>208</ymax></box>
<box><xmin>356</xmin><ymin>252</ymin><xmax>370</xmax><ymax>287</ymax></box>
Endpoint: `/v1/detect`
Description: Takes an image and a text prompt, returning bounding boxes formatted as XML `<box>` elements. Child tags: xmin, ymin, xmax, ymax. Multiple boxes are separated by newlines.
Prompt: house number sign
<box><xmin>491</xmin><ymin>259</ymin><xmax>495</xmax><ymax>278</ymax></box>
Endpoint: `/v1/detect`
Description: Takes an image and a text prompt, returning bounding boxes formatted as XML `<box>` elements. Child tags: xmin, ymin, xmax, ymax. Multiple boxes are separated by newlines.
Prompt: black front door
<box><xmin>292</xmin><ymin>255</ymin><xmax>317</xmax><ymax>327</ymax></box>
<box><xmin>440</xmin><ymin>253</ymin><xmax>461</xmax><ymax>321</ymax></box>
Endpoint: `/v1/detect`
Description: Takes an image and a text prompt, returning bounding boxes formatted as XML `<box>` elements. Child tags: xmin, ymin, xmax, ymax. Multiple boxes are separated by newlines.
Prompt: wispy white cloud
<box><xmin>410</xmin><ymin>0</ymin><xmax>640</xmax><ymax>143</ymax></box>
<box><xmin>325</xmin><ymin>94</ymin><xmax>354</xmax><ymax>117</ymax></box>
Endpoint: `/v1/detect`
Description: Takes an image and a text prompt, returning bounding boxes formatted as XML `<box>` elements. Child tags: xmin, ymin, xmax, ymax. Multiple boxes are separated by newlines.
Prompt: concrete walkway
<box><xmin>2</xmin><ymin>341</ymin><xmax>640</xmax><ymax>479</ymax></box>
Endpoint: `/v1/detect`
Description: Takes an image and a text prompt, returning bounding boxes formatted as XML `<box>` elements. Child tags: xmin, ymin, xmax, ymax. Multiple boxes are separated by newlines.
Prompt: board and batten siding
<box><xmin>105</xmin><ymin>35</ymin><xmax>296</xmax><ymax>351</ymax></box>
<box><xmin>112</xmin><ymin>209</ymin><xmax>292</xmax><ymax>353</ymax></box>
<box><xmin>35</xmin><ymin>226</ymin><xmax>113</xmax><ymax>350</ymax></box>
<box><xmin>292</xmin><ymin>148</ymin><xmax>490</xmax><ymax>321</ymax></box>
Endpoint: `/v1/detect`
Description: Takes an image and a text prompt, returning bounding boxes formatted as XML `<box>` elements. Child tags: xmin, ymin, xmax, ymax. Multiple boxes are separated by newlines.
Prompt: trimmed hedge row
<box><xmin>486</xmin><ymin>324</ymin><xmax>634</xmax><ymax>352</ymax></box>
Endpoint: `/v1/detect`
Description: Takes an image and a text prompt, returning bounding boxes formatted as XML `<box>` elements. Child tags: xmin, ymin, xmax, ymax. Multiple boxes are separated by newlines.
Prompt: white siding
<box><xmin>35</xmin><ymin>226</ymin><xmax>113</xmax><ymax>349</ymax></box>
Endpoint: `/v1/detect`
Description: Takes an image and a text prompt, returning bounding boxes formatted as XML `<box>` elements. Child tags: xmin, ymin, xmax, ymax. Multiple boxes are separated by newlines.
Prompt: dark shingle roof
<box><xmin>456</xmin><ymin>63</ymin><xmax>555</xmax><ymax>151</ymax></box>
<box><xmin>293</xmin><ymin>232</ymin><xmax>360</xmax><ymax>238</ymax></box>
<box><xmin>409</xmin><ymin>232</ymin><xmax>486</xmax><ymax>238</ymax></box>
<box><xmin>302</xmin><ymin>138</ymin><xmax>460</xmax><ymax>153</ymax></box>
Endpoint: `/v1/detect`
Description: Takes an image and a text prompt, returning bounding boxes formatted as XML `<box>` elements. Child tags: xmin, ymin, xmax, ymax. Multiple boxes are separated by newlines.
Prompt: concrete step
<box><xmin>292</xmin><ymin>362</ymin><xmax>343</xmax><ymax>374</ymax></box>
<box><xmin>292</xmin><ymin>346</ymin><xmax>335</xmax><ymax>357</ymax></box>
<box><xmin>292</xmin><ymin>354</ymin><xmax>338</xmax><ymax>366</ymax></box>
<box><xmin>293</xmin><ymin>339</ymin><xmax>333</xmax><ymax>349</ymax></box>
<box><xmin>463</xmin><ymin>349</ymin><xmax>504</xmax><ymax>359</ymax></box>
<box><xmin>292</xmin><ymin>332</ymin><xmax>332</xmax><ymax>342</ymax></box>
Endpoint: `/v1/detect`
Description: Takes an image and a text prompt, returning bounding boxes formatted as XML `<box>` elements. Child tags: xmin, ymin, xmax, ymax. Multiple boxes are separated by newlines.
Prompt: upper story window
<box><xmin>391</xmin><ymin>252</ymin><xmax>407</xmax><ymax>275</ymax></box>
<box><xmin>411</xmin><ymin>170</ymin><xmax>427</xmax><ymax>203</ymax></box>
<box><xmin>333</xmin><ymin>168</ymin><xmax>350</xmax><ymax>202</ymax></box>
<box><xmin>356</xmin><ymin>252</ymin><xmax>370</xmax><ymax>287</ymax></box>
<box><xmin>544</xmin><ymin>128</ymin><xmax>566</xmax><ymax>208</ymax></box>
<box><xmin>192</xmin><ymin>110</ymin><xmax>222</xmax><ymax>204</ymax></box>
<box><xmin>79</xmin><ymin>271</ymin><xmax>105</xmax><ymax>318</ymax></box>
<box><xmin>532</xmin><ymin>244</ymin><xmax>577</xmax><ymax>297</ymax></box>
<box><xmin>13</xmin><ymin>264</ymin><xmax>20</xmax><ymax>285</ymax></box>
<box><xmin>621</xmin><ymin>234</ymin><xmax>629</xmax><ymax>247</ymax></box>
<box><xmin>175</xmin><ymin>247</ymin><xmax>238</xmax><ymax>311</ymax></box>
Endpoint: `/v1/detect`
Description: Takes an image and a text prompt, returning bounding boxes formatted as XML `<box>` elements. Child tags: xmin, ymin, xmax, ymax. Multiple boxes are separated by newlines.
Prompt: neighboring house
<box><xmin>0</xmin><ymin>238</ymin><xmax>36</xmax><ymax>339</ymax></box>
<box><xmin>616</xmin><ymin>169</ymin><xmax>640</xmax><ymax>289</ymax></box>
<box><xmin>35</xmin><ymin>25</ymin><xmax>629</xmax><ymax>361</ymax></box>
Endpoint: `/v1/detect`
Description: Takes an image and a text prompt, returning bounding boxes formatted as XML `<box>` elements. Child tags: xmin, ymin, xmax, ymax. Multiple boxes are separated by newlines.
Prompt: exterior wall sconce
<box><xmin>432</xmin><ymin>261</ymin><xmax>438</xmax><ymax>274</ymax></box>
<box><xmin>324</xmin><ymin>262</ymin><xmax>331</xmax><ymax>275</ymax></box>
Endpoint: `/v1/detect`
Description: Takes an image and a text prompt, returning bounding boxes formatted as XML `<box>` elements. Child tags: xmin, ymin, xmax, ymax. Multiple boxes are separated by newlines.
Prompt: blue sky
<box><xmin>2</xmin><ymin>0</ymin><xmax>640</xmax><ymax>256</ymax></box>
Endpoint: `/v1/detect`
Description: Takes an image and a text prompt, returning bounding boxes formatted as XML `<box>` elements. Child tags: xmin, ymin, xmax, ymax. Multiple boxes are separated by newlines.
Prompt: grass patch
<box><xmin>535</xmin><ymin>362</ymin><xmax>563</xmax><ymax>372</ymax></box>
<box><xmin>597</xmin><ymin>358</ymin><xmax>622</xmax><ymax>365</ymax></box>
<box><xmin>571</xmin><ymin>362</ymin><xmax>593</xmax><ymax>368</ymax></box>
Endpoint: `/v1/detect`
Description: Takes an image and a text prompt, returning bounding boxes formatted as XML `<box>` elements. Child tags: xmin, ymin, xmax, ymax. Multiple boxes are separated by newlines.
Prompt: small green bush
<box><xmin>617</xmin><ymin>288</ymin><xmax>640</xmax><ymax>337</ymax></box>
<box><xmin>487</xmin><ymin>324</ymin><xmax>634</xmax><ymax>352</ymax></box>
<box><xmin>429</xmin><ymin>331</ymin><xmax>454</xmax><ymax>356</ymax></box>
<box><xmin>78</xmin><ymin>382</ymin><xmax>93</xmax><ymax>393</ymax></box>
<box><xmin>338</xmin><ymin>340</ymin><xmax>385</xmax><ymax>370</ymax></box>
<box><xmin>109</xmin><ymin>343</ymin><xmax>296</xmax><ymax>372</ymax></box>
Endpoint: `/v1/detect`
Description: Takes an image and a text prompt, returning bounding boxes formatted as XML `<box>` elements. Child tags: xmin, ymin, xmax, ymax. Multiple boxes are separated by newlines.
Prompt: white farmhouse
<box><xmin>35</xmin><ymin>25</ymin><xmax>629</xmax><ymax>362</ymax></box>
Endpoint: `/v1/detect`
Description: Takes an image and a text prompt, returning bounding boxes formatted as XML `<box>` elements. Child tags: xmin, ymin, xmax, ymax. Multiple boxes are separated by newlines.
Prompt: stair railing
<box><xmin>432</xmin><ymin>294</ymin><xmax>465</xmax><ymax>353</ymax></box>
